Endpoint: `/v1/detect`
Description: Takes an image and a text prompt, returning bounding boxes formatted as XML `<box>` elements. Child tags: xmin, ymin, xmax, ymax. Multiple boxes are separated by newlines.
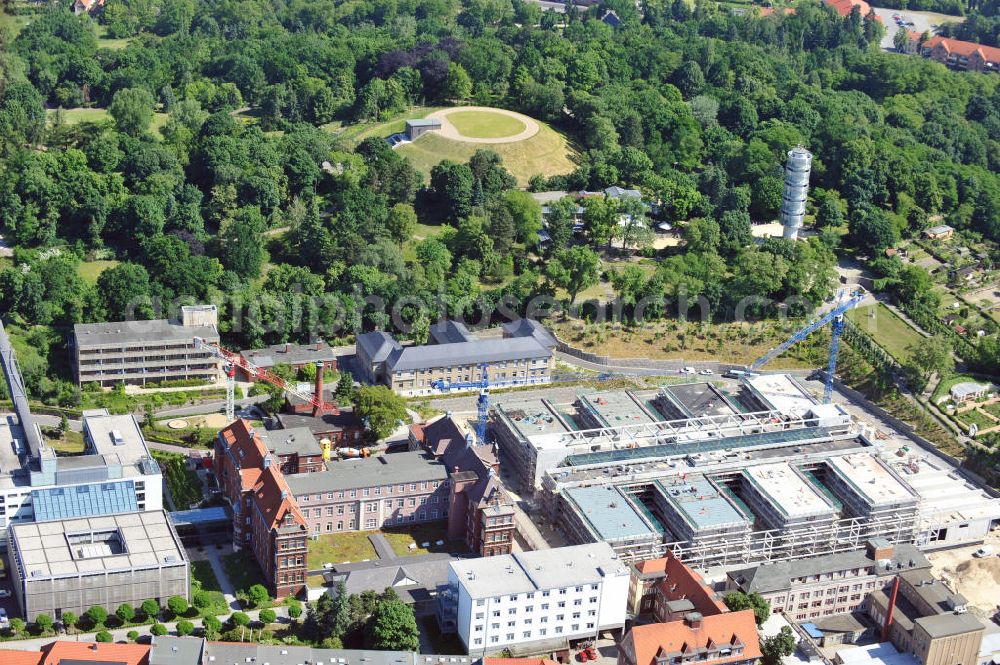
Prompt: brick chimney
<box><xmin>882</xmin><ymin>576</ymin><xmax>900</xmax><ymax>641</ymax></box>
<box><xmin>313</xmin><ymin>361</ymin><xmax>325</xmax><ymax>417</ymax></box>
<box><xmin>684</xmin><ymin>612</ymin><xmax>704</xmax><ymax>629</ymax></box>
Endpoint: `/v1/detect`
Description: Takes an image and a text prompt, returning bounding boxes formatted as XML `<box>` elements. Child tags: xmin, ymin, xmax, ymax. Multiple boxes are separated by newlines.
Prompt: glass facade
<box><xmin>32</xmin><ymin>481</ymin><xmax>138</xmax><ymax>522</ymax></box>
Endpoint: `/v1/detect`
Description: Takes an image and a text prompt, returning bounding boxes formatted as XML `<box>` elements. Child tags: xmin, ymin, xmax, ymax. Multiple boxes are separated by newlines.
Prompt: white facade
<box><xmin>447</xmin><ymin>543</ymin><xmax>629</xmax><ymax>655</ymax></box>
<box><xmin>780</xmin><ymin>146</ymin><xmax>812</xmax><ymax>241</ymax></box>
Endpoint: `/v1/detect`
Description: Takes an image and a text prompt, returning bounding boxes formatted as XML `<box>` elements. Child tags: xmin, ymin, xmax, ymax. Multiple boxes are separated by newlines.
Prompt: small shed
<box><xmin>405</xmin><ymin>118</ymin><xmax>442</xmax><ymax>141</ymax></box>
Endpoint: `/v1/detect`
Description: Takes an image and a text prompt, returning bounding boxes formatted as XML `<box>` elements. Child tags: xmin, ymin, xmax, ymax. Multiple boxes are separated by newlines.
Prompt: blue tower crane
<box><xmin>431</xmin><ymin>364</ymin><xmax>492</xmax><ymax>443</ymax></box>
<box><xmin>749</xmin><ymin>291</ymin><xmax>865</xmax><ymax>403</ymax></box>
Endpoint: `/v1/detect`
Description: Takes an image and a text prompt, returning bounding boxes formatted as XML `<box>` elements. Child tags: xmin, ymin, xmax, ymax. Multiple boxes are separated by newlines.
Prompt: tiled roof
<box><xmin>484</xmin><ymin>659</ymin><xmax>561</xmax><ymax>665</ymax></box>
<box><xmin>655</xmin><ymin>556</ymin><xmax>729</xmax><ymax>616</ymax></box>
<box><xmin>824</xmin><ymin>0</ymin><xmax>872</xmax><ymax>17</ymax></box>
<box><xmin>622</xmin><ymin>610</ymin><xmax>761</xmax><ymax>665</ymax></box>
<box><xmin>252</xmin><ymin>465</ymin><xmax>306</xmax><ymax>531</ymax></box>
<box><xmin>0</xmin><ymin>650</ymin><xmax>42</xmax><ymax>665</ymax></box>
<box><xmin>923</xmin><ymin>35</ymin><xmax>1000</xmax><ymax>62</ymax></box>
<box><xmin>40</xmin><ymin>641</ymin><xmax>151</xmax><ymax>665</ymax></box>
<box><xmin>219</xmin><ymin>419</ymin><xmax>270</xmax><ymax>491</ymax></box>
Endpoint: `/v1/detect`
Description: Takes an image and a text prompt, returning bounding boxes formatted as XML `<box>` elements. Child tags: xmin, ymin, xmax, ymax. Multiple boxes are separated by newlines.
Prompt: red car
<box><xmin>585</xmin><ymin>648</ymin><xmax>598</xmax><ymax>661</ymax></box>
<box><xmin>576</xmin><ymin>652</ymin><xmax>589</xmax><ymax>662</ymax></box>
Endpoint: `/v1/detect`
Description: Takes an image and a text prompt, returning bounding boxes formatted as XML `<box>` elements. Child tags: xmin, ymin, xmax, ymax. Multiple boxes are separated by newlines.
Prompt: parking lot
<box><xmin>872</xmin><ymin>5</ymin><xmax>964</xmax><ymax>51</ymax></box>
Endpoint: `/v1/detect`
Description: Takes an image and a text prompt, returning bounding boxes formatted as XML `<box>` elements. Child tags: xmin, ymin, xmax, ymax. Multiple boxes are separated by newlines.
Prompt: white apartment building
<box><xmin>442</xmin><ymin>542</ymin><xmax>629</xmax><ymax>656</ymax></box>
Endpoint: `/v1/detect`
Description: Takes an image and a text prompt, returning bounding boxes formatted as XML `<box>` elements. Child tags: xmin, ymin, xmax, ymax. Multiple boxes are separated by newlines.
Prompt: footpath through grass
<box><xmin>151</xmin><ymin>450</ymin><xmax>203</xmax><ymax>509</ymax></box>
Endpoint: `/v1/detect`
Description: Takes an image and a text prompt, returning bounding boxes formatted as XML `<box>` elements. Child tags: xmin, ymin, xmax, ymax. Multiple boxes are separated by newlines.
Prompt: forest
<box><xmin>1</xmin><ymin>0</ymin><xmax>1000</xmax><ymax>404</ymax></box>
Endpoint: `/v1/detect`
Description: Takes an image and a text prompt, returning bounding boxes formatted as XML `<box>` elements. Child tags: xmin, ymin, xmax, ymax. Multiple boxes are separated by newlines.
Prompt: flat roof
<box><xmin>259</xmin><ymin>427</ymin><xmax>322</xmax><ymax>457</ymax></box>
<box><xmin>83</xmin><ymin>411</ymin><xmax>153</xmax><ymax>467</ymax></box>
<box><xmin>744</xmin><ymin>462</ymin><xmax>834</xmax><ymax>519</ymax></box>
<box><xmin>827</xmin><ymin>453</ymin><xmax>917</xmax><ymax>506</ymax></box>
<box><xmin>745</xmin><ymin>374</ymin><xmax>816</xmax><ymax>418</ymax></box>
<box><xmin>578</xmin><ymin>391</ymin><xmax>656</xmax><ymax>428</ymax></box>
<box><xmin>898</xmin><ymin>457</ymin><xmax>1000</xmax><ymax>525</ymax></box>
<box><xmin>662</xmin><ymin>384</ymin><xmax>738</xmax><ymax>418</ymax></box>
<box><xmin>240</xmin><ymin>341</ymin><xmax>338</xmax><ymax>367</ymax></box>
<box><xmin>0</xmin><ymin>416</ymin><xmax>27</xmax><ymax>478</ymax></box>
<box><xmin>655</xmin><ymin>475</ymin><xmax>749</xmax><ymax>531</ymax></box>
<box><xmin>451</xmin><ymin>543</ymin><xmax>625</xmax><ymax>599</ymax></box>
<box><xmin>73</xmin><ymin>319</ymin><xmax>218</xmax><ymax>347</ymax></box>
<box><xmin>494</xmin><ymin>397</ymin><xmax>573</xmax><ymax>438</ymax></box>
<box><xmin>10</xmin><ymin>511</ymin><xmax>186</xmax><ymax>578</ymax></box>
<box><xmin>563</xmin><ymin>485</ymin><xmax>659</xmax><ymax>541</ymax></box>
<box><xmin>285</xmin><ymin>451</ymin><xmax>448</xmax><ymax>495</ymax></box>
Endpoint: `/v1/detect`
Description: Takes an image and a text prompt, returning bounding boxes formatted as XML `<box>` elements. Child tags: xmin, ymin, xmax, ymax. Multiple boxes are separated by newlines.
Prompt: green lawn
<box><xmin>151</xmin><ymin>450</ymin><xmax>203</xmax><ymax>510</ymax></box>
<box><xmin>0</xmin><ymin>9</ymin><xmax>33</xmax><ymax>37</ymax></box>
<box><xmin>932</xmin><ymin>374</ymin><xmax>990</xmax><ymax>403</ymax></box>
<box><xmin>95</xmin><ymin>24</ymin><xmax>131</xmax><ymax>50</ymax></box>
<box><xmin>48</xmin><ymin>108</ymin><xmax>169</xmax><ymax>136</ymax></box>
<box><xmin>77</xmin><ymin>260</ymin><xmax>119</xmax><ymax>285</ymax></box>
<box><xmin>45</xmin><ymin>429</ymin><xmax>85</xmax><ymax>456</ymax></box>
<box><xmin>397</xmin><ymin>119</ymin><xmax>577</xmax><ymax>187</ymax></box>
<box><xmin>846</xmin><ymin>303</ymin><xmax>925</xmax><ymax>362</ymax></box>
<box><xmin>447</xmin><ymin>110</ymin><xmax>526</xmax><ymax>139</ymax></box>
<box><xmin>190</xmin><ymin>560</ymin><xmax>230</xmax><ymax>616</ymax></box>
<box><xmin>221</xmin><ymin>552</ymin><xmax>267</xmax><ymax>594</ymax></box>
<box><xmin>382</xmin><ymin>523</ymin><xmax>467</xmax><ymax>557</ymax></box>
<box><xmin>956</xmin><ymin>408</ymin><xmax>995</xmax><ymax>431</ymax></box>
<box><xmin>307</xmin><ymin>531</ymin><xmax>378</xmax><ymax>568</ymax></box>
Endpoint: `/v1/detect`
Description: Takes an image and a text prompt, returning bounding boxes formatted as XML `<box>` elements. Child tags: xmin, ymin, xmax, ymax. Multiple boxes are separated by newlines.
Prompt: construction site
<box><xmin>491</xmin><ymin>374</ymin><xmax>1000</xmax><ymax>571</ymax></box>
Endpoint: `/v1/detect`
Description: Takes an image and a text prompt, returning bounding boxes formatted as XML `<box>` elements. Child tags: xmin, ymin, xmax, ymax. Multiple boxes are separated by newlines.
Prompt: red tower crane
<box><xmin>194</xmin><ymin>337</ymin><xmax>340</xmax><ymax>421</ymax></box>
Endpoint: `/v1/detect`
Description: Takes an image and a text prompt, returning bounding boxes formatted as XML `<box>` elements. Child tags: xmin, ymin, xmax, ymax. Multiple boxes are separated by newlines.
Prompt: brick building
<box><xmin>213</xmin><ymin>420</ymin><xmax>308</xmax><ymax>598</ymax></box>
<box><xmin>921</xmin><ymin>36</ymin><xmax>1000</xmax><ymax>73</ymax></box>
<box><xmin>726</xmin><ymin>538</ymin><xmax>930</xmax><ymax>623</ymax></box>
<box><xmin>285</xmin><ymin>452</ymin><xmax>450</xmax><ymax>537</ymax></box>
<box><xmin>410</xmin><ymin>415</ymin><xmax>517</xmax><ymax>556</ymax></box>
<box><xmin>239</xmin><ymin>341</ymin><xmax>338</xmax><ymax>379</ymax></box>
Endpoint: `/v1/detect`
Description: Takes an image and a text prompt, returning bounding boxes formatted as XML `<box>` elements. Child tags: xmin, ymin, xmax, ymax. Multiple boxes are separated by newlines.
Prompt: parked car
<box><xmin>0</xmin><ymin>589</ymin><xmax>10</xmax><ymax>599</ymax></box>
<box><xmin>0</xmin><ymin>608</ymin><xmax>8</xmax><ymax>626</ymax></box>
<box><xmin>974</xmin><ymin>546</ymin><xmax>994</xmax><ymax>558</ymax></box>
<box><xmin>681</xmin><ymin>367</ymin><xmax>696</xmax><ymax>375</ymax></box>
<box><xmin>699</xmin><ymin>368</ymin><xmax>714</xmax><ymax>375</ymax></box>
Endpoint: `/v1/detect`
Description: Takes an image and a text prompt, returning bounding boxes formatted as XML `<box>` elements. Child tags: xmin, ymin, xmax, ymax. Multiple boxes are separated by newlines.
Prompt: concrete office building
<box><xmin>0</xmin><ymin>409</ymin><xmax>163</xmax><ymax>530</ymax></box>
<box><xmin>440</xmin><ymin>542</ymin><xmax>630</xmax><ymax>656</ymax></box>
<box><xmin>652</xmin><ymin>475</ymin><xmax>752</xmax><ymax>546</ymax></box>
<box><xmin>72</xmin><ymin>305</ymin><xmax>221</xmax><ymax>386</ymax></box>
<box><xmin>726</xmin><ymin>539</ymin><xmax>930</xmax><ymax>623</ymax></box>
<box><xmin>7</xmin><ymin>511</ymin><xmax>189</xmax><ymax>620</ymax></box>
<box><xmin>868</xmin><ymin>568</ymin><xmax>985</xmax><ymax>665</ymax></box>
<box><xmin>822</xmin><ymin>453</ymin><xmax>920</xmax><ymax>525</ymax></box>
<box><xmin>355</xmin><ymin>321</ymin><xmax>554</xmax><ymax>397</ymax></box>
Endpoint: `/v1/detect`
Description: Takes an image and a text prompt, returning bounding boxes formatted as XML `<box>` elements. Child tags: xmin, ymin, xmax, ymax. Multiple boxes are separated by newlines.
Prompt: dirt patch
<box><xmin>927</xmin><ymin>535</ymin><xmax>1000</xmax><ymax>615</ymax></box>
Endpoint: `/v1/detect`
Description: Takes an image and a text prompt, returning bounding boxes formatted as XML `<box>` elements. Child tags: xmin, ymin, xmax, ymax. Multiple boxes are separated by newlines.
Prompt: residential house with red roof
<box><xmin>617</xmin><ymin>610</ymin><xmax>761</xmax><ymax>665</ymax></box>
<box><xmin>921</xmin><ymin>36</ymin><xmax>1000</xmax><ymax>73</ymax></box>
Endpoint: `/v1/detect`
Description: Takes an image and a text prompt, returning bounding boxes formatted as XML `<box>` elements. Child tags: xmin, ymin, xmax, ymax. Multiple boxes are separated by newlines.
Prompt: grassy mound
<box><xmin>447</xmin><ymin>110</ymin><xmax>526</xmax><ymax>138</ymax></box>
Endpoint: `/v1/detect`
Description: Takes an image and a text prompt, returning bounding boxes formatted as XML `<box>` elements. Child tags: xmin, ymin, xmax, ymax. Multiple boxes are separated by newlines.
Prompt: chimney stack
<box><xmin>313</xmin><ymin>360</ymin><xmax>325</xmax><ymax>417</ymax></box>
<box><xmin>684</xmin><ymin>613</ymin><xmax>704</xmax><ymax>629</ymax></box>
<box><xmin>882</xmin><ymin>576</ymin><xmax>900</xmax><ymax>641</ymax></box>
<box><xmin>285</xmin><ymin>342</ymin><xmax>292</xmax><ymax>353</ymax></box>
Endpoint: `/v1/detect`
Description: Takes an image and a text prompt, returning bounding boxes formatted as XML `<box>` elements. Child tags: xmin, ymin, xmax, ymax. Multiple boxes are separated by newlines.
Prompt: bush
<box><xmin>203</xmin><ymin>615</ymin><xmax>222</xmax><ymax>635</ymax></box>
<box><xmin>230</xmin><ymin>611</ymin><xmax>250</xmax><ymax>627</ymax></box>
<box><xmin>287</xmin><ymin>603</ymin><xmax>302</xmax><ymax>620</ymax></box>
<box><xmin>141</xmin><ymin>599</ymin><xmax>160</xmax><ymax>620</ymax></box>
<box><xmin>193</xmin><ymin>590</ymin><xmax>213</xmax><ymax>609</ymax></box>
<box><xmin>86</xmin><ymin>605</ymin><xmax>108</xmax><ymax>626</ymax></box>
<box><xmin>177</xmin><ymin>620</ymin><xmax>194</xmax><ymax>636</ymax></box>
<box><xmin>127</xmin><ymin>630</ymin><xmax>139</xmax><ymax>642</ymax></box>
<box><xmin>34</xmin><ymin>614</ymin><xmax>54</xmax><ymax>633</ymax></box>
<box><xmin>95</xmin><ymin>630</ymin><xmax>113</xmax><ymax>642</ymax></box>
<box><xmin>259</xmin><ymin>608</ymin><xmax>277</xmax><ymax>624</ymax></box>
<box><xmin>150</xmin><ymin>622</ymin><xmax>167</xmax><ymax>636</ymax></box>
<box><xmin>246</xmin><ymin>583</ymin><xmax>269</xmax><ymax>608</ymax></box>
<box><xmin>8</xmin><ymin>618</ymin><xmax>24</xmax><ymax>635</ymax></box>
<box><xmin>167</xmin><ymin>595</ymin><xmax>189</xmax><ymax>617</ymax></box>
<box><xmin>116</xmin><ymin>603</ymin><xmax>136</xmax><ymax>623</ymax></box>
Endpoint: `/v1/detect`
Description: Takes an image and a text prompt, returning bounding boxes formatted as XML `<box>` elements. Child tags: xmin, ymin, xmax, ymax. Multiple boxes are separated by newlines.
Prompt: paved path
<box><xmin>368</xmin><ymin>533</ymin><xmax>398</xmax><ymax>561</ymax></box>
<box><xmin>426</xmin><ymin>106</ymin><xmax>540</xmax><ymax>144</ymax></box>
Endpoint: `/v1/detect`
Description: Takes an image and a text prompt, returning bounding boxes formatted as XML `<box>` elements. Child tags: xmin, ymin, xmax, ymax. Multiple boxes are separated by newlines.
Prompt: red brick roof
<box><xmin>219</xmin><ymin>419</ymin><xmax>270</xmax><ymax>491</ymax></box>
<box><xmin>40</xmin><ymin>641</ymin><xmax>150</xmax><ymax>665</ymax></box>
<box><xmin>656</xmin><ymin>556</ymin><xmax>729</xmax><ymax>616</ymax></box>
<box><xmin>622</xmin><ymin>610</ymin><xmax>761</xmax><ymax>665</ymax></box>
<box><xmin>0</xmin><ymin>650</ymin><xmax>43</xmax><ymax>665</ymax></box>
<box><xmin>252</xmin><ymin>464</ymin><xmax>306</xmax><ymax>531</ymax></box>
<box><xmin>824</xmin><ymin>0</ymin><xmax>872</xmax><ymax>17</ymax></box>
<box><xmin>484</xmin><ymin>659</ymin><xmax>561</xmax><ymax>665</ymax></box>
<box><xmin>757</xmin><ymin>6</ymin><xmax>796</xmax><ymax>16</ymax></box>
<box><xmin>923</xmin><ymin>35</ymin><xmax>1000</xmax><ymax>63</ymax></box>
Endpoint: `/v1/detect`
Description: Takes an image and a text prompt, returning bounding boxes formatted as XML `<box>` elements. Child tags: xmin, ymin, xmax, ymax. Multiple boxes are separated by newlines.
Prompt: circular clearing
<box><xmin>167</xmin><ymin>419</ymin><xmax>189</xmax><ymax>430</ymax></box>
<box><xmin>425</xmin><ymin>106</ymin><xmax>540</xmax><ymax>144</ymax></box>
<box><xmin>447</xmin><ymin>110</ymin><xmax>526</xmax><ymax>139</ymax></box>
